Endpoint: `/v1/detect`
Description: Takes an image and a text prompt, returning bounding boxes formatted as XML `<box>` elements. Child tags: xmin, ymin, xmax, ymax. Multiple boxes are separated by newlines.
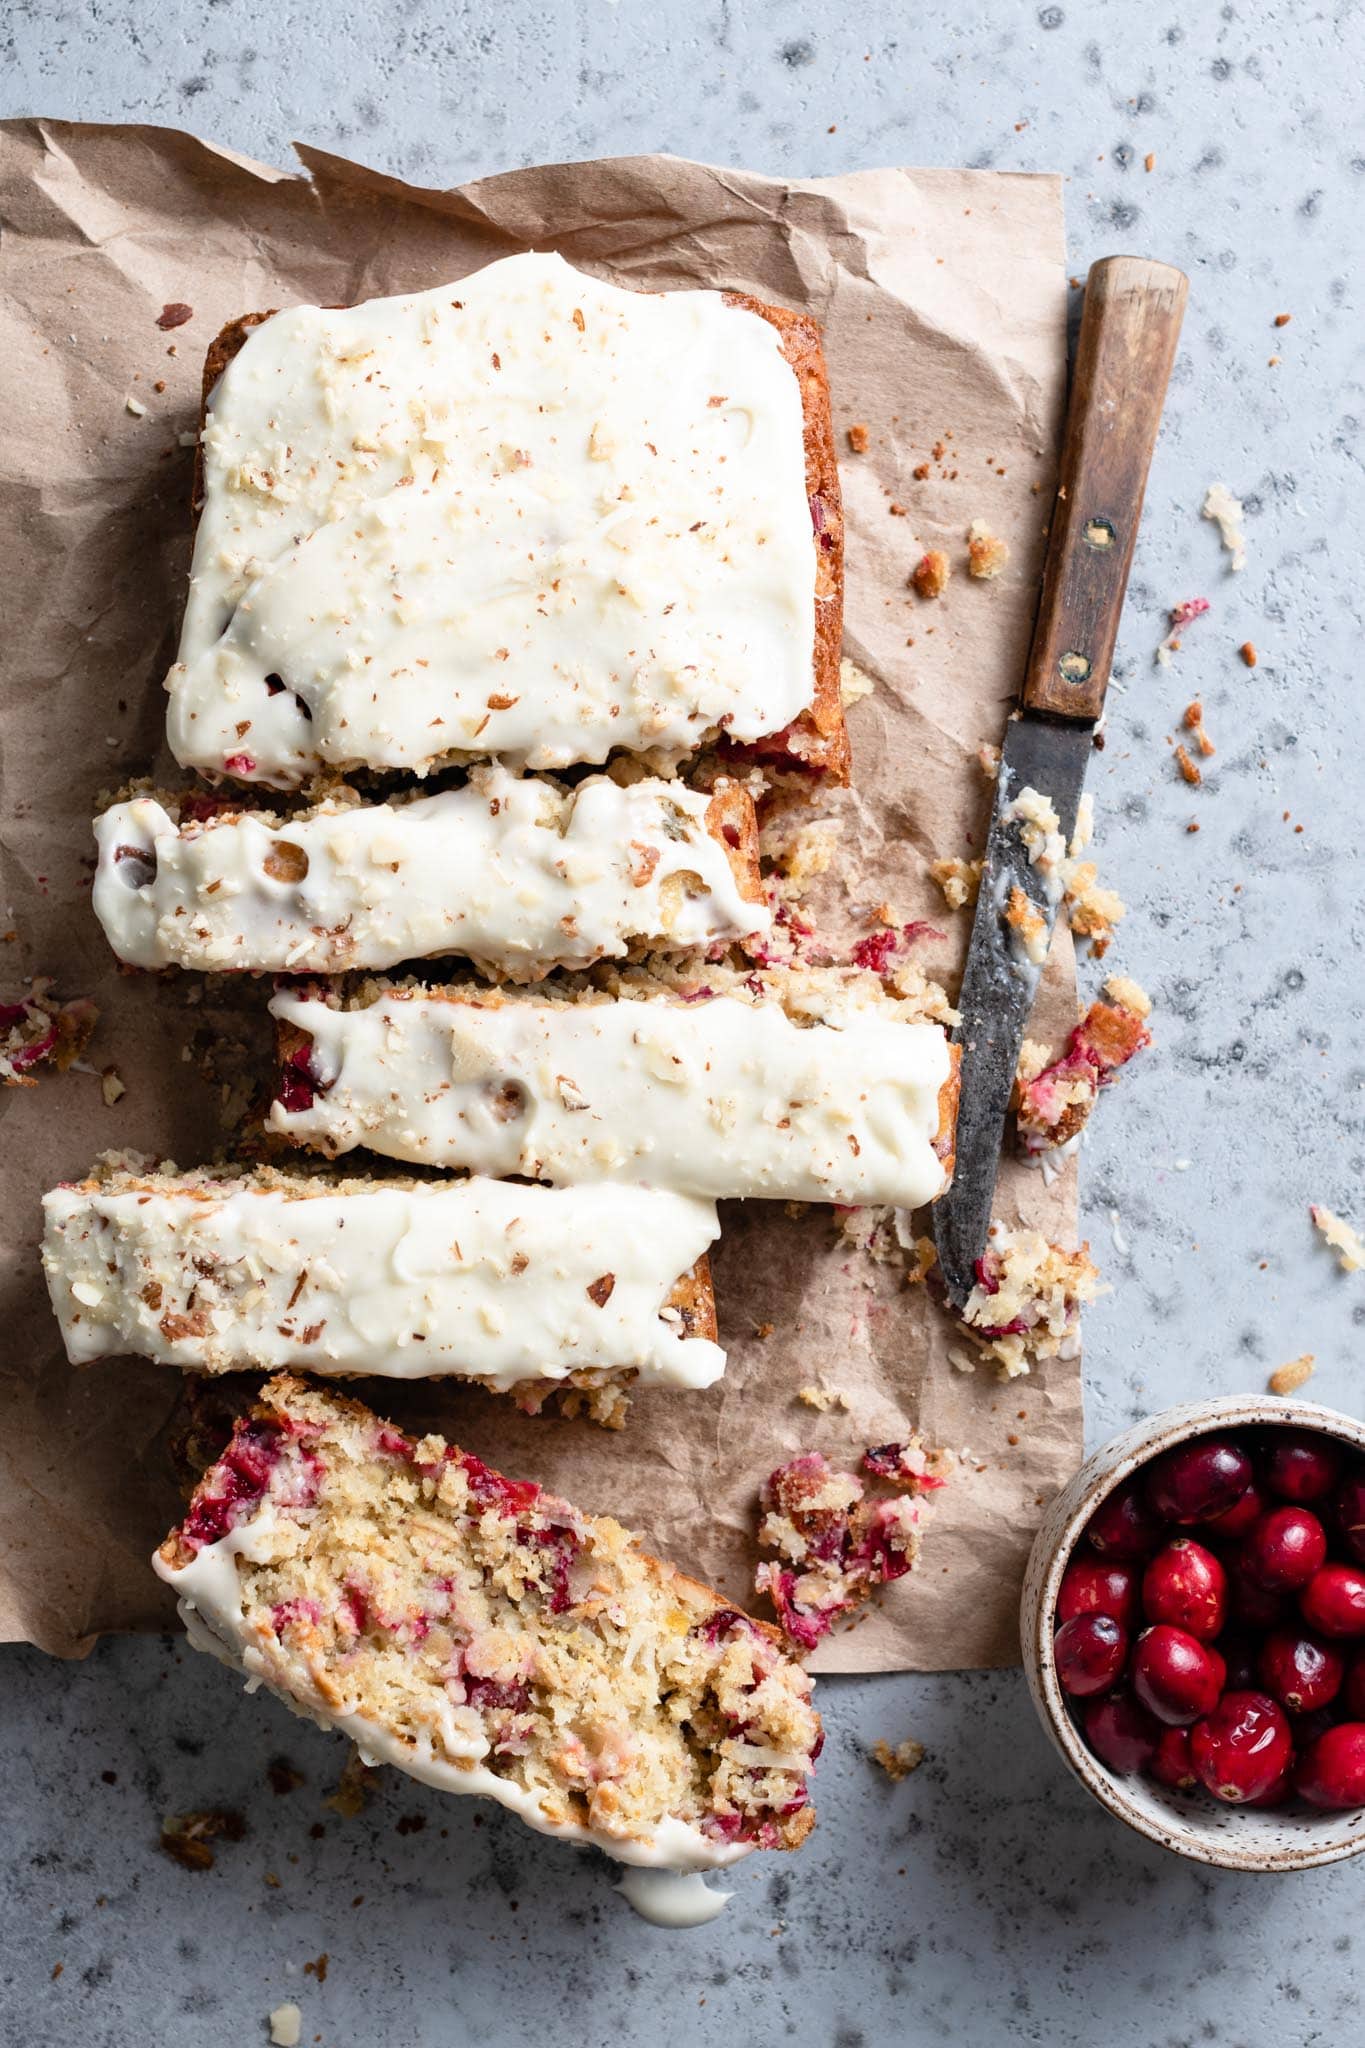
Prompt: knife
<box><xmin>931</xmin><ymin>255</ymin><xmax>1189</xmax><ymax>1307</ymax></box>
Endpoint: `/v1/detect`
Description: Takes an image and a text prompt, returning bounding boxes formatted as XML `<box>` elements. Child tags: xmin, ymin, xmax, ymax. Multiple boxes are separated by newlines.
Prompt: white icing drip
<box><xmin>166</xmin><ymin>252</ymin><xmax>815</xmax><ymax>786</ymax></box>
<box><xmin>269</xmin><ymin>991</ymin><xmax>953</xmax><ymax>1208</ymax></box>
<box><xmin>155</xmin><ymin>1530</ymin><xmax>751</xmax><ymax>1874</ymax></box>
<box><xmin>614</xmin><ymin>1868</ymin><xmax>734</xmax><ymax>1926</ymax></box>
<box><xmin>43</xmin><ymin>1177</ymin><xmax>722</xmax><ymax>1389</ymax></box>
<box><xmin>92</xmin><ymin>767</ymin><xmax>765</xmax><ymax>976</ymax></box>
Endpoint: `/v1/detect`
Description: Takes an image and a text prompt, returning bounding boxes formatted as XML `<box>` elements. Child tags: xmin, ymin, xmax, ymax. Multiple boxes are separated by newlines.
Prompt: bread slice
<box><xmin>42</xmin><ymin>1160</ymin><xmax>721</xmax><ymax>1402</ymax></box>
<box><xmin>172</xmin><ymin>254</ymin><xmax>846</xmax><ymax>788</ymax></box>
<box><xmin>92</xmin><ymin>767</ymin><xmax>764</xmax><ymax>978</ymax></box>
<box><xmin>268</xmin><ymin>971</ymin><xmax>959</xmax><ymax>1208</ymax></box>
<box><xmin>154</xmin><ymin>1373</ymin><xmax>820</xmax><ymax>1866</ymax></box>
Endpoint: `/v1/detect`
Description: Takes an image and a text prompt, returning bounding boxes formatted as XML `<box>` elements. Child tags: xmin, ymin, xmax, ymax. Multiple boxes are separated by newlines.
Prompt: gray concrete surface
<box><xmin>4</xmin><ymin>2</ymin><xmax>1364</xmax><ymax>2042</ymax></box>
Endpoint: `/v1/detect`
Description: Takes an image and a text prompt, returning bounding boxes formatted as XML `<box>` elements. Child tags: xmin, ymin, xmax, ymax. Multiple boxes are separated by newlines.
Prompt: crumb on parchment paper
<box><xmin>846</xmin><ymin>422</ymin><xmax>870</xmax><ymax>453</ymax></box>
<box><xmin>929</xmin><ymin>856</ymin><xmax>982</xmax><ymax>911</ymax></box>
<box><xmin>956</xmin><ymin>1225</ymin><xmax>1104</xmax><ymax>1380</ymax></box>
<box><xmin>872</xmin><ymin>1737</ymin><xmax>926</xmax><ymax>1780</ymax></box>
<box><xmin>797</xmin><ymin>1383</ymin><xmax>850</xmax><ymax>1412</ymax></box>
<box><xmin>1014</xmin><ymin>985</ymin><xmax>1153</xmax><ymax>1157</ymax></box>
<box><xmin>966</xmin><ymin>518</ymin><xmax>1009</xmax><ymax>579</ymax></box>
<box><xmin>1311</xmin><ymin>1205</ymin><xmax>1364</xmax><ymax>1274</ymax></box>
<box><xmin>838</xmin><ymin>655</ymin><xmax>877</xmax><ymax>707</ymax></box>
<box><xmin>1269</xmin><ymin>1354</ymin><xmax>1316</xmax><ymax>1395</ymax></box>
<box><xmin>910</xmin><ymin>549</ymin><xmax>951</xmax><ymax>600</ymax></box>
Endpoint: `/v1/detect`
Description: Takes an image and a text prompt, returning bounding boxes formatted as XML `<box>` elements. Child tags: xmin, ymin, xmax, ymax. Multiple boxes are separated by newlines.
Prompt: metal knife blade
<box><xmin>928</xmin><ymin>254</ymin><xmax>1188</xmax><ymax>1310</ymax></box>
<box><xmin>931</xmin><ymin>715</ymin><xmax>1094</xmax><ymax>1306</ymax></box>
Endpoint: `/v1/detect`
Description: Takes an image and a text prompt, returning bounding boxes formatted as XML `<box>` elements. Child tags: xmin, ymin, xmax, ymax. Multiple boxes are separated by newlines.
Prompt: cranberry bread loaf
<box><xmin>269</xmin><ymin>973</ymin><xmax>959</xmax><ymax>1208</ymax></box>
<box><xmin>168</xmin><ymin>252</ymin><xmax>846</xmax><ymax>788</ymax></box>
<box><xmin>92</xmin><ymin>768</ymin><xmax>764</xmax><ymax>978</ymax></box>
<box><xmin>42</xmin><ymin>1160</ymin><xmax>722</xmax><ymax>1397</ymax></box>
<box><xmin>154</xmin><ymin>1375</ymin><xmax>821</xmax><ymax>1866</ymax></box>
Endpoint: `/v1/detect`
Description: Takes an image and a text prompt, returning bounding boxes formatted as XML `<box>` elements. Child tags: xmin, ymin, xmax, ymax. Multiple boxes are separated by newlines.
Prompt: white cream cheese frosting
<box><xmin>167</xmin><ymin>251</ymin><xmax>816</xmax><ymax>786</ymax></box>
<box><xmin>269</xmin><ymin>990</ymin><xmax>954</xmax><ymax>1209</ymax></box>
<box><xmin>42</xmin><ymin>1175</ymin><xmax>722</xmax><ymax>1389</ymax></box>
<box><xmin>91</xmin><ymin>766</ymin><xmax>766</xmax><ymax>977</ymax></box>
<box><xmin>155</xmin><ymin>1513</ymin><xmax>750</xmax><ymax>1874</ymax></box>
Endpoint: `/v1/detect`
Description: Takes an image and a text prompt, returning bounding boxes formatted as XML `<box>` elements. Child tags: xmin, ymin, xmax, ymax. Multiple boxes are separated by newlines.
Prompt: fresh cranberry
<box><xmin>1334</xmin><ymin>1471</ymin><xmax>1365</xmax><ymax>1565</ymax></box>
<box><xmin>1190</xmin><ymin>1691</ymin><xmax>1293</xmax><ymax>1804</ymax></box>
<box><xmin>1131</xmin><ymin>1626</ymin><xmax>1226</xmax><ymax>1726</ymax></box>
<box><xmin>276</xmin><ymin>1043</ymin><xmax>324</xmax><ymax>1114</ymax></box>
<box><xmin>1301</xmin><ymin>1563</ymin><xmax>1365</xmax><ymax>1639</ymax></box>
<box><xmin>1345</xmin><ymin>1652</ymin><xmax>1365</xmax><ymax>1720</ymax></box>
<box><xmin>1296</xmin><ymin>1723</ymin><xmax>1365</xmax><ymax>1809</ymax></box>
<box><xmin>1082</xmin><ymin>1690</ymin><xmax>1160</xmax><ymax>1775</ymax></box>
<box><xmin>1146</xmin><ymin>1439</ymin><xmax>1253</xmax><ymax>1524</ymax></box>
<box><xmin>1054</xmin><ymin>1614</ymin><xmax>1127</xmax><ymax>1698</ymax></box>
<box><xmin>1246</xmin><ymin>1764</ymin><xmax>1296</xmax><ymax>1809</ymax></box>
<box><xmin>1242</xmin><ymin>1506</ymin><xmax>1328</xmax><ymax>1592</ymax></box>
<box><xmin>1086</xmin><ymin>1482</ymin><xmax>1165</xmax><ymax>1560</ymax></box>
<box><xmin>1292</xmin><ymin>1706</ymin><xmax>1340</xmax><ymax>1751</ymax></box>
<box><xmin>1256</xmin><ymin>1628</ymin><xmax>1345</xmax><ymax>1714</ymax></box>
<box><xmin>1141</xmin><ymin>1539</ymin><xmax>1226</xmax><ymax>1639</ymax></box>
<box><xmin>1056</xmin><ymin>1558</ymin><xmax>1140</xmax><ymax>1632</ymax></box>
<box><xmin>1263</xmin><ymin>1431</ymin><xmax>1341</xmax><ymax>1503</ymax></box>
<box><xmin>1148</xmin><ymin>1726</ymin><xmax>1198</xmax><ymax>1791</ymax></box>
<box><xmin>1202</xmin><ymin>1482</ymin><xmax>1265</xmax><ymax>1543</ymax></box>
<box><xmin>1228</xmin><ymin>1560</ymin><xmax>1288</xmax><ymax>1630</ymax></box>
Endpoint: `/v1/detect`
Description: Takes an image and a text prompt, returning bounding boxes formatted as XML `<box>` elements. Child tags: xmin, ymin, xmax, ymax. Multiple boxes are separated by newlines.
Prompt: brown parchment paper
<box><xmin>0</xmin><ymin>121</ymin><xmax>1078</xmax><ymax>1669</ymax></box>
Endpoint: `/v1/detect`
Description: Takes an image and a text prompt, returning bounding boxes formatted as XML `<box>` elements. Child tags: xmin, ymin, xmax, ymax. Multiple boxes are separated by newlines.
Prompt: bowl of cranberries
<box><xmin>1021</xmin><ymin>1395</ymin><xmax>1365</xmax><ymax>1868</ymax></box>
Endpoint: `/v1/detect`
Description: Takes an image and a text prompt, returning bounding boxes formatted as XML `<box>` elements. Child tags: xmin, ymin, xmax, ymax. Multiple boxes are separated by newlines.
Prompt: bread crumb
<box><xmin>1156</xmin><ymin>596</ymin><xmax>1211</xmax><ymax>667</ymax></box>
<box><xmin>797</xmin><ymin>1383</ymin><xmax>849</xmax><ymax>1413</ymax></box>
<box><xmin>100</xmin><ymin>1064</ymin><xmax>125</xmax><ymax>1106</ymax></box>
<box><xmin>838</xmin><ymin>656</ymin><xmax>877</xmax><ymax>708</ymax></box>
<box><xmin>1102</xmin><ymin>973</ymin><xmax>1152</xmax><ymax>1020</ymax></box>
<box><xmin>1274</xmin><ymin>312</ymin><xmax>1292</xmax><ymax>327</ymax></box>
<box><xmin>124</xmin><ymin>395</ymin><xmax>147</xmax><ymax>418</ymax></box>
<box><xmin>1174</xmin><ymin>744</ymin><xmax>1202</xmax><ymax>787</ymax></box>
<box><xmin>846</xmin><ymin>423</ymin><xmax>870</xmax><ymax>453</ymax></box>
<box><xmin>1240</xmin><ymin>640</ymin><xmax>1258</xmax><ymax>668</ymax></box>
<box><xmin>966</xmin><ymin>518</ymin><xmax>1009</xmax><ymax>580</ymax></box>
<box><xmin>873</xmin><ymin>1737</ymin><xmax>926</xmax><ymax>1781</ymax></box>
<box><xmin>929</xmin><ymin>855</ymin><xmax>982</xmax><ymax>911</ymax></box>
<box><xmin>269</xmin><ymin>2004</ymin><xmax>302</xmax><ymax>2048</ymax></box>
<box><xmin>159</xmin><ymin>1808</ymin><xmax>245</xmax><ymax>1871</ymax></box>
<box><xmin>957</xmin><ymin>1225</ymin><xmax>1104</xmax><ymax>1379</ymax></box>
<box><xmin>1269</xmin><ymin>1354</ymin><xmax>1315</xmax><ymax>1395</ymax></box>
<box><xmin>1005</xmin><ymin>884</ymin><xmax>1049</xmax><ymax>967</ymax></box>
<box><xmin>1202</xmin><ymin>482</ymin><xmax>1247</xmax><ymax>572</ymax></box>
<box><xmin>1311</xmin><ymin>1205</ymin><xmax>1364</xmax><ymax>1274</ymax></box>
<box><xmin>1015</xmin><ymin>992</ymin><xmax>1152</xmax><ymax>1155</ymax></box>
<box><xmin>910</xmin><ymin>550</ymin><xmax>951</xmax><ymax>600</ymax></box>
<box><xmin>324</xmin><ymin>1750</ymin><xmax>376</xmax><ymax>1817</ymax></box>
<box><xmin>1144</xmin><ymin>152</ymin><xmax>1156</xmax><ymax>172</ymax></box>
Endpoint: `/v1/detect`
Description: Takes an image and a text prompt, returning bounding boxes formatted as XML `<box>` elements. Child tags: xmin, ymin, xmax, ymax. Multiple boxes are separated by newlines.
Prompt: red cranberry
<box><xmin>1146</xmin><ymin>1438</ymin><xmax>1253</xmax><ymax>1525</ymax></box>
<box><xmin>1345</xmin><ymin>1652</ymin><xmax>1365</xmax><ymax>1720</ymax></box>
<box><xmin>1301</xmin><ymin>1563</ymin><xmax>1365</xmax><ymax>1639</ymax></box>
<box><xmin>1131</xmin><ymin>1625</ymin><xmax>1226</xmax><ymax>1726</ymax></box>
<box><xmin>1056</xmin><ymin>1557</ymin><xmax>1140</xmax><ymax>1632</ymax></box>
<box><xmin>1148</xmin><ymin>1725</ymin><xmax>1198</xmax><ymax>1791</ymax></box>
<box><xmin>1296</xmin><ymin>1723</ymin><xmax>1365</xmax><ymax>1810</ymax></box>
<box><xmin>1082</xmin><ymin>1690</ymin><xmax>1160</xmax><ymax>1775</ymax></box>
<box><xmin>1334</xmin><ymin>1471</ymin><xmax>1365</xmax><ymax>1566</ymax></box>
<box><xmin>1264</xmin><ymin>1430</ymin><xmax>1341</xmax><ymax>1503</ymax></box>
<box><xmin>1242</xmin><ymin>1505</ymin><xmax>1328</xmax><ymax>1592</ymax></box>
<box><xmin>1256</xmin><ymin>1628</ymin><xmax>1345</xmax><ymax>1714</ymax></box>
<box><xmin>1228</xmin><ymin>1560</ymin><xmax>1288</xmax><ymax>1630</ymax></box>
<box><xmin>1141</xmin><ymin>1539</ymin><xmax>1226</xmax><ymax>1639</ymax></box>
<box><xmin>1190</xmin><ymin>1691</ymin><xmax>1293</xmax><ymax>1804</ymax></box>
<box><xmin>1246</xmin><ymin>1764</ymin><xmax>1296</xmax><ymax>1808</ymax></box>
<box><xmin>1202</xmin><ymin>1482</ymin><xmax>1265</xmax><ymax>1543</ymax></box>
<box><xmin>1086</xmin><ymin>1482</ymin><xmax>1165</xmax><ymax>1560</ymax></box>
<box><xmin>1054</xmin><ymin>1613</ymin><xmax>1127</xmax><ymax>1697</ymax></box>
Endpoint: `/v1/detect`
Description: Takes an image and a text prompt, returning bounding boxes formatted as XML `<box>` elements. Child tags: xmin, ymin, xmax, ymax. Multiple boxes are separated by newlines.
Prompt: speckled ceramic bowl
<box><xmin>1022</xmin><ymin>1394</ymin><xmax>1365</xmax><ymax>1871</ymax></box>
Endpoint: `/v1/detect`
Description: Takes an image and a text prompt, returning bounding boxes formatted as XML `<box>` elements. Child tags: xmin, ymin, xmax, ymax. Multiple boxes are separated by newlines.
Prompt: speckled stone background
<box><xmin>4</xmin><ymin>3</ymin><xmax>1363</xmax><ymax>2043</ymax></box>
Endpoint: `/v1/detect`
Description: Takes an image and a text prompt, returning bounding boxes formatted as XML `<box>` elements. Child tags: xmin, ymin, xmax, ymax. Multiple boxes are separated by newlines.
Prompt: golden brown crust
<box><xmin>703</xmin><ymin>781</ymin><xmax>765</xmax><ymax>905</ymax></box>
<box><xmin>723</xmin><ymin>293</ymin><xmax>849</xmax><ymax>786</ymax></box>
<box><xmin>194</xmin><ymin>292</ymin><xmax>848</xmax><ymax>782</ymax></box>
<box><xmin>934</xmin><ymin>1042</ymin><xmax>961</xmax><ymax>1183</ymax></box>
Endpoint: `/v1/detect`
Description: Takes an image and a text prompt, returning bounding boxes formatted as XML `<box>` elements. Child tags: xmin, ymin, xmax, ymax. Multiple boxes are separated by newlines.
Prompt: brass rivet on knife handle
<box><xmin>1022</xmin><ymin>255</ymin><xmax>1189</xmax><ymax>725</ymax></box>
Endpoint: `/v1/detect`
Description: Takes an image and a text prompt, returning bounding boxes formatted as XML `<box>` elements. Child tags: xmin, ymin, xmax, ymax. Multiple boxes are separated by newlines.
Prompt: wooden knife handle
<box><xmin>1022</xmin><ymin>255</ymin><xmax>1188</xmax><ymax>723</ymax></box>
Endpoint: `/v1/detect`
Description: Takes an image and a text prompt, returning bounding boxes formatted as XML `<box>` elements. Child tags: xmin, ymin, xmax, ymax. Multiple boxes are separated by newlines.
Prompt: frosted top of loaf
<box><xmin>167</xmin><ymin>251</ymin><xmax>816</xmax><ymax>785</ymax></box>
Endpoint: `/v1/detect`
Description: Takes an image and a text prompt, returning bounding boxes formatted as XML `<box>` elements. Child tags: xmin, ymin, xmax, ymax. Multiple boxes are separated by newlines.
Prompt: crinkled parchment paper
<box><xmin>0</xmin><ymin>122</ymin><xmax>1076</xmax><ymax>1668</ymax></box>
